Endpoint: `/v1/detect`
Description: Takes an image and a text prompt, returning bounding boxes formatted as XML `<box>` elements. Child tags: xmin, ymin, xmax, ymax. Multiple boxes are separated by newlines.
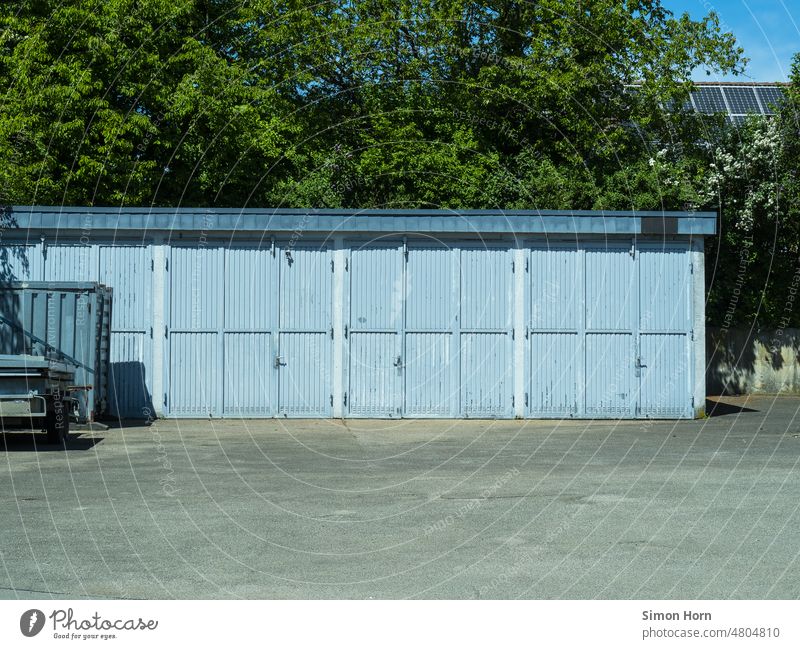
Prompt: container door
<box><xmin>168</xmin><ymin>245</ymin><xmax>224</xmax><ymax>416</ymax></box>
<box><xmin>223</xmin><ymin>246</ymin><xmax>279</xmax><ymax>416</ymax></box>
<box><xmin>637</xmin><ymin>244</ymin><xmax>692</xmax><ymax>417</ymax></box>
<box><xmin>347</xmin><ymin>243</ymin><xmax>403</xmax><ymax>417</ymax></box>
<box><xmin>528</xmin><ymin>245</ymin><xmax>582</xmax><ymax>416</ymax></box>
<box><xmin>100</xmin><ymin>244</ymin><xmax>154</xmax><ymax>418</ymax></box>
<box><xmin>460</xmin><ymin>246</ymin><xmax>512</xmax><ymax>417</ymax></box>
<box><xmin>403</xmin><ymin>244</ymin><xmax>458</xmax><ymax>416</ymax></box>
<box><xmin>584</xmin><ymin>243</ymin><xmax>637</xmax><ymax>417</ymax></box>
<box><xmin>277</xmin><ymin>246</ymin><xmax>332</xmax><ymax>416</ymax></box>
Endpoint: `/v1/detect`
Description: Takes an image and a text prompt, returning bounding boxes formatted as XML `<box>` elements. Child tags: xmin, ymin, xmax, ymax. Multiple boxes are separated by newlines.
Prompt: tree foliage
<box><xmin>7</xmin><ymin>0</ymin><xmax>800</xmax><ymax>327</ymax></box>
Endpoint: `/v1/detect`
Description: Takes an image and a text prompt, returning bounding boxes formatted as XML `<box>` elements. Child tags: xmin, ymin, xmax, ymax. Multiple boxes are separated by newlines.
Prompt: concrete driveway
<box><xmin>1</xmin><ymin>395</ymin><xmax>799</xmax><ymax>599</ymax></box>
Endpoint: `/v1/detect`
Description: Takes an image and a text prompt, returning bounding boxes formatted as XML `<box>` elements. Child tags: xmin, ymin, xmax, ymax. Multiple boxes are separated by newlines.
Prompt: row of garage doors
<box><xmin>3</xmin><ymin>239</ymin><xmax>694</xmax><ymax>418</ymax></box>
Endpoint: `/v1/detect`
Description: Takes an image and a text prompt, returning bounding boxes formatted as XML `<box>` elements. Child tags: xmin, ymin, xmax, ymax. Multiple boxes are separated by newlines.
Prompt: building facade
<box><xmin>0</xmin><ymin>207</ymin><xmax>714</xmax><ymax>419</ymax></box>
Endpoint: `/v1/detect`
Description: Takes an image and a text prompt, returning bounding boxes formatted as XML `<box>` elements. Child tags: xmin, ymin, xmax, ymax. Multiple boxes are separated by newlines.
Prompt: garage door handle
<box><xmin>636</xmin><ymin>357</ymin><xmax>647</xmax><ymax>368</ymax></box>
<box><xmin>274</xmin><ymin>356</ymin><xmax>286</xmax><ymax>368</ymax></box>
<box><xmin>393</xmin><ymin>356</ymin><xmax>403</xmax><ymax>367</ymax></box>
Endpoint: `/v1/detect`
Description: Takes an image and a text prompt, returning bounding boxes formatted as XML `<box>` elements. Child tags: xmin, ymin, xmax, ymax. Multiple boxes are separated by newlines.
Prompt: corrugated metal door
<box><xmin>347</xmin><ymin>243</ymin><xmax>403</xmax><ymax>416</ymax></box>
<box><xmin>460</xmin><ymin>246</ymin><xmax>512</xmax><ymax>417</ymax></box>
<box><xmin>637</xmin><ymin>243</ymin><xmax>692</xmax><ymax>417</ymax></box>
<box><xmin>528</xmin><ymin>245</ymin><xmax>582</xmax><ymax>416</ymax></box>
<box><xmin>584</xmin><ymin>243</ymin><xmax>637</xmax><ymax>417</ymax></box>
<box><xmin>223</xmin><ymin>246</ymin><xmax>279</xmax><ymax>416</ymax></box>
<box><xmin>168</xmin><ymin>245</ymin><xmax>224</xmax><ymax>416</ymax></box>
<box><xmin>278</xmin><ymin>245</ymin><xmax>332</xmax><ymax>416</ymax></box>
<box><xmin>404</xmin><ymin>243</ymin><xmax>458</xmax><ymax>416</ymax></box>
<box><xmin>99</xmin><ymin>245</ymin><xmax>154</xmax><ymax>418</ymax></box>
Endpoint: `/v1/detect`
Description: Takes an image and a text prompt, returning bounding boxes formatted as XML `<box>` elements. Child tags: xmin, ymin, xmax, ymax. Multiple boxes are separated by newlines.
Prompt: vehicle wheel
<box><xmin>45</xmin><ymin>400</ymin><xmax>70</xmax><ymax>445</ymax></box>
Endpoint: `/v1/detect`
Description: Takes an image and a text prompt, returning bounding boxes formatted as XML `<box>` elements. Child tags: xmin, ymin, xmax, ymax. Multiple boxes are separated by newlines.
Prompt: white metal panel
<box><xmin>585</xmin><ymin>244</ymin><xmax>636</xmax><ymax>331</ymax></box>
<box><xmin>278</xmin><ymin>246</ymin><xmax>332</xmax><ymax>416</ymax></box>
<box><xmin>405</xmin><ymin>333</ymin><xmax>454</xmax><ymax>416</ymax></box>
<box><xmin>168</xmin><ymin>332</ymin><xmax>219</xmax><ymax>416</ymax></box>
<box><xmin>639</xmin><ymin>334</ymin><xmax>690</xmax><ymax>417</ymax></box>
<box><xmin>404</xmin><ymin>245</ymin><xmax>458</xmax><ymax>416</ymax></box>
<box><xmin>530</xmin><ymin>245</ymin><xmax>581</xmax><ymax>330</ymax></box>
<box><xmin>529</xmin><ymin>245</ymin><xmax>582</xmax><ymax>416</ymax></box>
<box><xmin>461</xmin><ymin>332</ymin><xmax>510</xmax><ymax>416</ymax></box>
<box><xmin>584</xmin><ymin>244</ymin><xmax>636</xmax><ymax>416</ymax></box>
<box><xmin>44</xmin><ymin>243</ymin><xmax>98</xmax><ymax>282</ymax></box>
<box><xmin>279</xmin><ymin>332</ymin><xmax>331</xmax><ymax>416</ymax></box>
<box><xmin>530</xmin><ymin>333</ymin><xmax>580</xmax><ymax>416</ymax></box>
<box><xmin>223</xmin><ymin>332</ymin><xmax>275</xmax><ymax>416</ymax></box>
<box><xmin>347</xmin><ymin>244</ymin><xmax>402</xmax><ymax>416</ymax></box>
<box><xmin>100</xmin><ymin>244</ymin><xmax>154</xmax><ymax>418</ymax></box>
<box><xmin>460</xmin><ymin>246</ymin><xmax>512</xmax><ymax>417</ymax></box>
<box><xmin>637</xmin><ymin>244</ymin><xmax>692</xmax><ymax>417</ymax></box>
<box><xmin>167</xmin><ymin>245</ymin><xmax>223</xmax><ymax>416</ymax></box>
<box><xmin>1</xmin><ymin>244</ymin><xmax>43</xmax><ymax>281</ymax></box>
<box><xmin>223</xmin><ymin>246</ymin><xmax>278</xmax><ymax>416</ymax></box>
<box><xmin>585</xmin><ymin>333</ymin><xmax>635</xmax><ymax>416</ymax></box>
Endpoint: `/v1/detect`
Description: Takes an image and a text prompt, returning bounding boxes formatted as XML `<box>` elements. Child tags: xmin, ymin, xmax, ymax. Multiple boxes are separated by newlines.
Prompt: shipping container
<box><xmin>0</xmin><ymin>281</ymin><xmax>112</xmax><ymax>421</ymax></box>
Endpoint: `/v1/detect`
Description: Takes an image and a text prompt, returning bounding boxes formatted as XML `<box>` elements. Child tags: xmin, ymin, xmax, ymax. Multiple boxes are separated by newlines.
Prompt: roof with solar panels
<box><xmin>687</xmin><ymin>82</ymin><xmax>788</xmax><ymax>125</ymax></box>
<box><xmin>628</xmin><ymin>82</ymin><xmax>788</xmax><ymax>125</ymax></box>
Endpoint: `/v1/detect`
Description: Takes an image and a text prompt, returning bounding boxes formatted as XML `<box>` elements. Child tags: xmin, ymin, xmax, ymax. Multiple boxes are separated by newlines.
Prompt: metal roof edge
<box><xmin>2</xmin><ymin>206</ymin><xmax>717</xmax><ymax>236</ymax></box>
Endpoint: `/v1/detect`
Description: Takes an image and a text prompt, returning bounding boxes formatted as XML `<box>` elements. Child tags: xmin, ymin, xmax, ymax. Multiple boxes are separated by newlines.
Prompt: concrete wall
<box><xmin>707</xmin><ymin>327</ymin><xmax>800</xmax><ymax>395</ymax></box>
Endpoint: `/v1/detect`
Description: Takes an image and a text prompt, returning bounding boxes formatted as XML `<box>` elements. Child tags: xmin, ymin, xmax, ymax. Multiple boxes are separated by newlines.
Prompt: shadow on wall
<box><xmin>108</xmin><ymin>361</ymin><xmax>153</xmax><ymax>420</ymax></box>
<box><xmin>0</xmin><ymin>209</ymin><xmax>27</xmax><ymax>352</ymax></box>
<box><xmin>707</xmin><ymin>327</ymin><xmax>800</xmax><ymax>395</ymax></box>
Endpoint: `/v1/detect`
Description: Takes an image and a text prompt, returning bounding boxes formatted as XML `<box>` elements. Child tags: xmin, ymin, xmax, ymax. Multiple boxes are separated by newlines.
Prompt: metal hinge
<box><xmin>343</xmin><ymin>393</ymin><xmax>348</xmax><ymax>406</ymax></box>
<box><xmin>511</xmin><ymin>260</ymin><xmax>515</xmax><ymax>273</ymax></box>
<box><xmin>149</xmin><ymin>326</ymin><xmax>153</xmax><ymax>338</ymax></box>
<box><xmin>151</xmin><ymin>258</ymin><xmax>154</xmax><ymax>271</ymax></box>
<box><xmin>345</xmin><ymin>257</ymin><xmax>349</xmax><ymax>271</ymax></box>
<box><xmin>331</xmin><ymin>259</ymin><xmax>334</xmax><ymax>272</ymax></box>
<box><xmin>330</xmin><ymin>327</ymin><xmax>334</xmax><ymax>339</ymax></box>
<box><xmin>163</xmin><ymin>393</ymin><xmax>168</xmax><ymax>408</ymax></box>
<box><xmin>690</xmin><ymin>329</ymin><xmax>694</xmax><ymax>341</ymax></box>
<box><xmin>330</xmin><ymin>395</ymin><xmax>333</xmax><ymax>407</ymax></box>
<box><xmin>344</xmin><ymin>324</ymin><xmax>348</xmax><ymax>339</ymax></box>
<box><xmin>512</xmin><ymin>396</ymin><xmax>514</xmax><ymax>407</ymax></box>
<box><xmin>525</xmin><ymin>392</ymin><xmax>529</xmax><ymax>407</ymax></box>
<box><xmin>512</xmin><ymin>328</ymin><xmax>515</xmax><ymax>340</ymax></box>
<box><xmin>164</xmin><ymin>325</ymin><xmax>168</xmax><ymax>338</ymax></box>
<box><xmin>691</xmin><ymin>397</ymin><xmax>695</xmax><ymax>408</ymax></box>
<box><xmin>525</xmin><ymin>257</ymin><xmax>529</xmax><ymax>272</ymax></box>
<box><xmin>165</xmin><ymin>258</ymin><xmax>169</xmax><ymax>271</ymax></box>
<box><xmin>689</xmin><ymin>262</ymin><xmax>694</xmax><ymax>274</ymax></box>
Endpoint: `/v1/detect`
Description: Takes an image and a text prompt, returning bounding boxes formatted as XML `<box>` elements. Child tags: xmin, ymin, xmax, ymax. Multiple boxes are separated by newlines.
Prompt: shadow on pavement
<box><xmin>1</xmin><ymin>432</ymin><xmax>104</xmax><ymax>451</ymax></box>
<box><xmin>705</xmin><ymin>398</ymin><xmax>759</xmax><ymax>417</ymax></box>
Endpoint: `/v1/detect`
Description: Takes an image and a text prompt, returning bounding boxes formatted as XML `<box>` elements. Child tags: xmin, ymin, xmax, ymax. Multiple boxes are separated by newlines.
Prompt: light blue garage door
<box><xmin>167</xmin><ymin>243</ymin><xmax>332</xmax><ymax>417</ymax></box>
<box><xmin>346</xmin><ymin>242</ymin><xmax>512</xmax><ymax>418</ymax></box>
<box><xmin>528</xmin><ymin>241</ymin><xmax>692</xmax><ymax>418</ymax></box>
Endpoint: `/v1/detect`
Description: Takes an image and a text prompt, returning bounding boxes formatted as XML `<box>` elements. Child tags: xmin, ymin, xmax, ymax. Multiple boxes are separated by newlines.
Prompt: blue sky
<box><xmin>664</xmin><ymin>0</ymin><xmax>798</xmax><ymax>81</ymax></box>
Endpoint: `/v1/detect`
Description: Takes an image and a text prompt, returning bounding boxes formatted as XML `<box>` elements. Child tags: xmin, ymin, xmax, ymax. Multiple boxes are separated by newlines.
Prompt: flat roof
<box><xmin>1</xmin><ymin>206</ymin><xmax>717</xmax><ymax>236</ymax></box>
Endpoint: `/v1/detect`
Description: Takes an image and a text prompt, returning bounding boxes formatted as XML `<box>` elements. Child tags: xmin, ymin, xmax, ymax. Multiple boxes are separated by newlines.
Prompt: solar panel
<box><xmin>756</xmin><ymin>86</ymin><xmax>786</xmax><ymax>114</ymax></box>
<box><xmin>729</xmin><ymin>115</ymin><xmax>748</xmax><ymax>127</ymax></box>
<box><xmin>722</xmin><ymin>87</ymin><xmax>761</xmax><ymax>114</ymax></box>
<box><xmin>691</xmin><ymin>87</ymin><xmax>726</xmax><ymax>114</ymax></box>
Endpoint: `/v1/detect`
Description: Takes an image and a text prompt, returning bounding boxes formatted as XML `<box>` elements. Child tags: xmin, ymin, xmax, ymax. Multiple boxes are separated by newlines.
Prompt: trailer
<box><xmin>0</xmin><ymin>354</ymin><xmax>78</xmax><ymax>444</ymax></box>
<box><xmin>0</xmin><ymin>282</ymin><xmax>111</xmax><ymax>422</ymax></box>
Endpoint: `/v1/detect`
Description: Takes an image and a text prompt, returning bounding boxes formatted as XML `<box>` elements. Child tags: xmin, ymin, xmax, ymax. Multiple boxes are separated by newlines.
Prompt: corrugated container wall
<box><xmin>0</xmin><ymin>282</ymin><xmax>112</xmax><ymax>421</ymax></box>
